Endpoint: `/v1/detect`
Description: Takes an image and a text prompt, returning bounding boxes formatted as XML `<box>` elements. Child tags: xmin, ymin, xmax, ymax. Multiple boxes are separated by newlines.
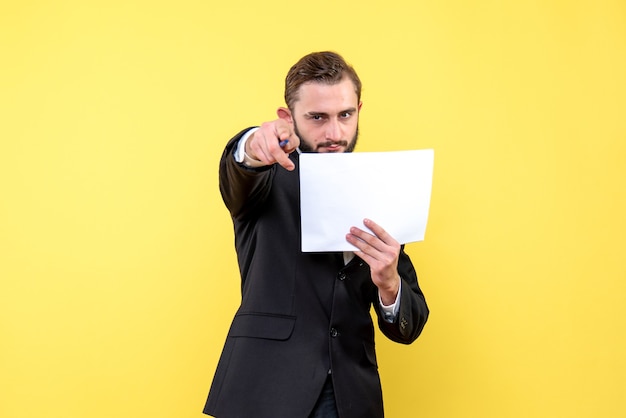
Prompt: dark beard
<box><xmin>294</xmin><ymin>122</ymin><xmax>359</xmax><ymax>153</ymax></box>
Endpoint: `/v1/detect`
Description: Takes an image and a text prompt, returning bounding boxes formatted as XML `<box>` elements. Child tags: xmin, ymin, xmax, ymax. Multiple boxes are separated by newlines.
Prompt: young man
<box><xmin>204</xmin><ymin>51</ymin><xmax>429</xmax><ymax>418</ymax></box>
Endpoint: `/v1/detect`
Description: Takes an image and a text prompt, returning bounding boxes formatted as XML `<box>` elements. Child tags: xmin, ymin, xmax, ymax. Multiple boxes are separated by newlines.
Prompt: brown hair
<box><xmin>284</xmin><ymin>51</ymin><xmax>362</xmax><ymax>109</ymax></box>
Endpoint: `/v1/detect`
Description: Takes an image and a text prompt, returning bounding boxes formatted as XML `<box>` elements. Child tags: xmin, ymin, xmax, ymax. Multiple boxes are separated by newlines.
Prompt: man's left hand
<box><xmin>346</xmin><ymin>218</ymin><xmax>401</xmax><ymax>305</ymax></box>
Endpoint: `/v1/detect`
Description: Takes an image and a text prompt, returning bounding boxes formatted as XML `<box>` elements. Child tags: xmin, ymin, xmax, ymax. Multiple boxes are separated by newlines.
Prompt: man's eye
<box><xmin>340</xmin><ymin>112</ymin><xmax>352</xmax><ymax>118</ymax></box>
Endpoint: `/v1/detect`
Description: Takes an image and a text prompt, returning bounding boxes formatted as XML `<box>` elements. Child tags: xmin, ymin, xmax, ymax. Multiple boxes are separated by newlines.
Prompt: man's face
<box><xmin>288</xmin><ymin>77</ymin><xmax>362</xmax><ymax>153</ymax></box>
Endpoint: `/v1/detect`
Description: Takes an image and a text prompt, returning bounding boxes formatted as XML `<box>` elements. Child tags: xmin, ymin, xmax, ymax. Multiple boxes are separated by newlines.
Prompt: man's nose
<box><xmin>325</xmin><ymin>119</ymin><xmax>341</xmax><ymax>140</ymax></box>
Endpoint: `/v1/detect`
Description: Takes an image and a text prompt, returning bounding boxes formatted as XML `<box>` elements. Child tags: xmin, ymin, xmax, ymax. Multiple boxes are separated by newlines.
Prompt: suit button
<box><xmin>400</xmin><ymin>317</ymin><xmax>408</xmax><ymax>330</ymax></box>
<box><xmin>330</xmin><ymin>328</ymin><xmax>338</xmax><ymax>337</ymax></box>
<box><xmin>337</xmin><ymin>272</ymin><xmax>346</xmax><ymax>281</ymax></box>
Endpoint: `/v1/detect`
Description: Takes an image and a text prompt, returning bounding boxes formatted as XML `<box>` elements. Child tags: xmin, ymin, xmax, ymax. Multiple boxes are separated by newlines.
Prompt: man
<box><xmin>203</xmin><ymin>51</ymin><xmax>429</xmax><ymax>418</ymax></box>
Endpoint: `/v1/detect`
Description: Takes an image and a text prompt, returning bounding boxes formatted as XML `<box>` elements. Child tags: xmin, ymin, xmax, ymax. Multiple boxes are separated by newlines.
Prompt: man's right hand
<box><xmin>246</xmin><ymin>119</ymin><xmax>300</xmax><ymax>171</ymax></box>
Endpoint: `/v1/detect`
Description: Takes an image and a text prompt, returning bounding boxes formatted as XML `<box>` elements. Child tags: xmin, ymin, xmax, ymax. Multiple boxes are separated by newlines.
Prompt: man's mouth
<box><xmin>318</xmin><ymin>141</ymin><xmax>347</xmax><ymax>152</ymax></box>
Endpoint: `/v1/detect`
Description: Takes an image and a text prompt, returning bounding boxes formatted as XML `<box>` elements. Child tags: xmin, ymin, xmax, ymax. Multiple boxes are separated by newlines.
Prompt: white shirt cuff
<box><xmin>379</xmin><ymin>280</ymin><xmax>401</xmax><ymax>323</ymax></box>
<box><xmin>234</xmin><ymin>127</ymin><xmax>264</xmax><ymax>167</ymax></box>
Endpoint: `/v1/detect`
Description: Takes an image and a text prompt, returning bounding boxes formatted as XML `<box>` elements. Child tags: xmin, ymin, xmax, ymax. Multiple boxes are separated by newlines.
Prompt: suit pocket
<box><xmin>229</xmin><ymin>312</ymin><xmax>296</xmax><ymax>341</ymax></box>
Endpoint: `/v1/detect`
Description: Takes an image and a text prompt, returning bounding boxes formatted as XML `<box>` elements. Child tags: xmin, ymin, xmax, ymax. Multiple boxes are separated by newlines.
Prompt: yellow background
<box><xmin>1</xmin><ymin>1</ymin><xmax>625</xmax><ymax>417</ymax></box>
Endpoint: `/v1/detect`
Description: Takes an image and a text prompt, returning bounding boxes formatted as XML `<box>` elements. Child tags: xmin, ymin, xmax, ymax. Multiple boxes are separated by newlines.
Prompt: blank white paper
<box><xmin>299</xmin><ymin>149</ymin><xmax>434</xmax><ymax>252</ymax></box>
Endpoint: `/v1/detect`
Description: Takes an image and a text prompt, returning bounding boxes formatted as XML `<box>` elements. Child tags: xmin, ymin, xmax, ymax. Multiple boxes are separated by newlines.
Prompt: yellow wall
<box><xmin>1</xmin><ymin>1</ymin><xmax>625</xmax><ymax>417</ymax></box>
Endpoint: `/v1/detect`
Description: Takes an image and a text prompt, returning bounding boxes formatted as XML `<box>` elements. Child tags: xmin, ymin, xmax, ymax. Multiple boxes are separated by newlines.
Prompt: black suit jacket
<box><xmin>203</xmin><ymin>129</ymin><xmax>429</xmax><ymax>418</ymax></box>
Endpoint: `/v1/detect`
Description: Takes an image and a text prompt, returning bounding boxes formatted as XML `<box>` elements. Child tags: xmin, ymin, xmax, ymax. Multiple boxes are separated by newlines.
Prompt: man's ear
<box><xmin>277</xmin><ymin>107</ymin><xmax>292</xmax><ymax>123</ymax></box>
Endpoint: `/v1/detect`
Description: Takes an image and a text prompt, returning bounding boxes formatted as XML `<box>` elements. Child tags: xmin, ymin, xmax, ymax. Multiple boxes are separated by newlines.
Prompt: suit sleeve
<box><xmin>374</xmin><ymin>247</ymin><xmax>429</xmax><ymax>344</ymax></box>
<box><xmin>219</xmin><ymin>127</ymin><xmax>275</xmax><ymax>220</ymax></box>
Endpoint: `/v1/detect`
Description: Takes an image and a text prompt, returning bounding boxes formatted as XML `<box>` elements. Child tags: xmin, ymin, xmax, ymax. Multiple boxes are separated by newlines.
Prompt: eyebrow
<box><xmin>304</xmin><ymin>108</ymin><xmax>357</xmax><ymax>117</ymax></box>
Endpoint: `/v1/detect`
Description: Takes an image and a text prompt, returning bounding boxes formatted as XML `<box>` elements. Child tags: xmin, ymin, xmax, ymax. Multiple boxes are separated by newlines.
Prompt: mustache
<box><xmin>317</xmin><ymin>140</ymin><xmax>348</xmax><ymax>149</ymax></box>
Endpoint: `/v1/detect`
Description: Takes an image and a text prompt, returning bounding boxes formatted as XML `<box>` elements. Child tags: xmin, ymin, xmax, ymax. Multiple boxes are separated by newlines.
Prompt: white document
<box><xmin>299</xmin><ymin>149</ymin><xmax>434</xmax><ymax>252</ymax></box>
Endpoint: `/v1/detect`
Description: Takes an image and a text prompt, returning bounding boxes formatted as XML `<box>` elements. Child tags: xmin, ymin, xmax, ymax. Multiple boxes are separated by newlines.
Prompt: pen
<box><xmin>279</xmin><ymin>139</ymin><xmax>302</xmax><ymax>155</ymax></box>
